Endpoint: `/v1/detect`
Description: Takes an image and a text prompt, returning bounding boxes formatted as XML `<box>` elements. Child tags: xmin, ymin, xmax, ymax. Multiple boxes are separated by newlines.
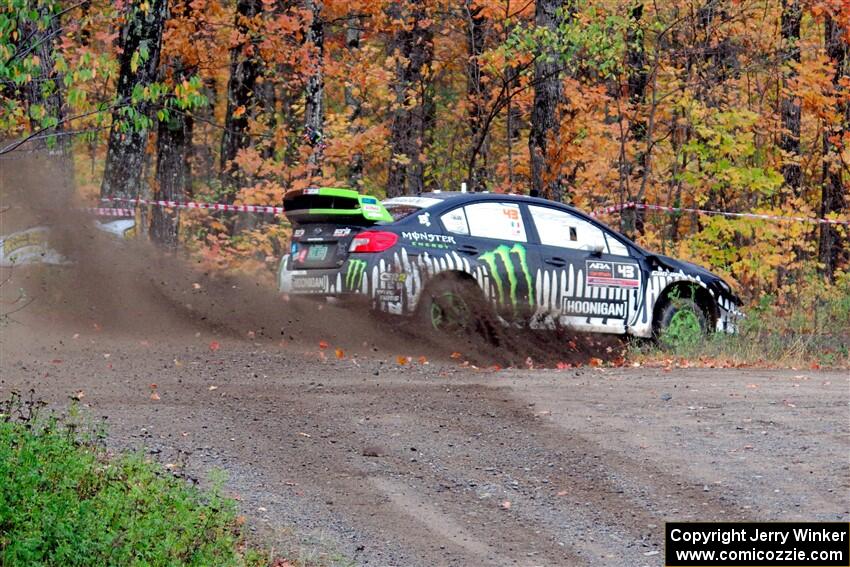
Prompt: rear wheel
<box><xmin>418</xmin><ymin>276</ymin><xmax>492</xmax><ymax>337</ymax></box>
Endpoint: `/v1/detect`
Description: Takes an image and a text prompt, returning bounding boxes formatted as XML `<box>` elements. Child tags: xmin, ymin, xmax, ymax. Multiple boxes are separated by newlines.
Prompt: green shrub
<box><xmin>0</xmin><ymin>393</ymin><xmax>264</xmax><ymax>567</ymax></box>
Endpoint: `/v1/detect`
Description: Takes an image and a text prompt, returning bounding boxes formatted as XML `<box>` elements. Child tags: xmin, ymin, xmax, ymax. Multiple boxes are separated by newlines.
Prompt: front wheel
<box><xmin>655</xmin><ymin>297</ymin><xmax>710</xmax><ymax>348</ymax></box>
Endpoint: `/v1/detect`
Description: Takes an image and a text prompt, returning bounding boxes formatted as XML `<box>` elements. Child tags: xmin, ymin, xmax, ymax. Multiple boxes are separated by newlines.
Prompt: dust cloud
<box><xmin>1</xmin><ymin>151</ymin><xmax>622</xmax><ymax>368</ymax></box>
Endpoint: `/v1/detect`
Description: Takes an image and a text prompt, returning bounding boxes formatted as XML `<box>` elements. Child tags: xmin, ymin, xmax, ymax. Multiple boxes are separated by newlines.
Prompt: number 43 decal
<box><xmin>617</xmin><ymin>264</ymin><xmax>635</xmax><ymax>278</ymax></box>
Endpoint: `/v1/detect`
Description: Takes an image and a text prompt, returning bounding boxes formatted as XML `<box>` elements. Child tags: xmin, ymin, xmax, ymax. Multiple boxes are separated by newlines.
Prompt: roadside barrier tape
<box><xmin>82</xmin><ymin>207</ymin><xmax>134</xmax><ymax>217</ymax></box>
<box><xmin>98</xmin><ymin>196</ymin><xmax>848</xmax><ymax>226</ymax></box>
<box><xmin>0</xmin><ymin>206</ymin><xmax>135</xmax><ymax>217</ymax></box>
<box><xmin>101</xmin><ymin>196</ymin><xmax>285</xmax><ymax>214</ymax></box>
<box><xmin>590</xmin><ymin>201</ymin><xmax>850</xmax><ymax>226</ymax></box>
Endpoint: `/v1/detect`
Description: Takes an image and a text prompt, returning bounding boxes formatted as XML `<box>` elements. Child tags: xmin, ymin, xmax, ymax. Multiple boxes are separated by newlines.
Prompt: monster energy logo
<box><xmin>478</xmin><ymin>244</ymin><xmax>534</xmax><ymax>308</ymax></box>
<box><xmin>346</xmin><ymin>259</ymin><xmax>368</xmax><ymax>290</ymax></box>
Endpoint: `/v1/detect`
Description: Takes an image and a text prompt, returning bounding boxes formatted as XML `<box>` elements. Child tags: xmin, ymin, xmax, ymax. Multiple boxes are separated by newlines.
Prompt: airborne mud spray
<box><xmin>0</xmin><ymin>151</ymin><xmax>621</xmax><ymax>367</ymax></box>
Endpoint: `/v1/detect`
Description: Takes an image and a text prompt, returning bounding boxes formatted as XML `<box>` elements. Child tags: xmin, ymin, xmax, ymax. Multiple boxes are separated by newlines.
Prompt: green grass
<box><xmin>0</xmin><ymin>393</ymin><xmax>267</xmax><ymax>567</ymax></box>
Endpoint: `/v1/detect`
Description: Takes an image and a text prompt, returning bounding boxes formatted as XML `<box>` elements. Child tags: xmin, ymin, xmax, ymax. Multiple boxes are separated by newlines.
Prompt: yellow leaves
<box><xmin>232</xmin><ymin>105</ymin><xmax>246</xmax><ymax>118</ymax></box>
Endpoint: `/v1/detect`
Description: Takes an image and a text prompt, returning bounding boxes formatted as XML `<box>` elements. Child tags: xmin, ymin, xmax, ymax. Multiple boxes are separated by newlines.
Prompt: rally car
<box><xmin>278</xmin><ymin>187</ymin><xmax>743</xmax><ymax>339</ymax></box>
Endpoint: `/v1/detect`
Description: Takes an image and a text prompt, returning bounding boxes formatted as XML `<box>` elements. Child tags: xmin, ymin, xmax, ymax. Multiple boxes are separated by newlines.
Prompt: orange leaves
<box><xmin>209</xmin><ymin>340</ymin><xmax>220</xmax><ymax>352</ymax></box>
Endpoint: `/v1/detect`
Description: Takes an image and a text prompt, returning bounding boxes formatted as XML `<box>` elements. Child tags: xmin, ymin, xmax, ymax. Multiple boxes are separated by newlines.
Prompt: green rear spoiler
<box><xmin>283</xmin><ymin>187</ymin><xmax>393</xmax><ymax>224</ymax></box>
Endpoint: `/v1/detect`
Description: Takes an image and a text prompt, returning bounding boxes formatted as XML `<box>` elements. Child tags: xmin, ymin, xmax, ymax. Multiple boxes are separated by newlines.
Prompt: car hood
<box><xmin>649</xmin><ymin>254</ymin><xmax>742</xmax><ymax>305</ymax></box>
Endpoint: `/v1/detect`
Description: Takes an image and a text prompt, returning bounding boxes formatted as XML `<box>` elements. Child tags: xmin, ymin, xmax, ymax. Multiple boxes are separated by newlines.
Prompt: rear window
<box><xmin>285</xmin><ymin>194</ymin><xmax>359</xmax><ymax>211</ymax></box>
<box><xmin>381</xmin><ymin>196</ymin><xmax>442</xmax><ymax>222</ymax></box>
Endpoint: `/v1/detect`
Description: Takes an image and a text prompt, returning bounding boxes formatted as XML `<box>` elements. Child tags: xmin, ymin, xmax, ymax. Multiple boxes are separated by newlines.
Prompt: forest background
<box><xmin>1</xmin><ymin>0</ymin><xmax>848</xmax><ymax>323</ymax></box>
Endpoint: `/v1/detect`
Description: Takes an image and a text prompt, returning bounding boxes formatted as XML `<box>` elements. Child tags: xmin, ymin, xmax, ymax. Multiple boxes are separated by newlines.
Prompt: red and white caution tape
<box><xmin>81</xmin><ymin>207</ymin><xmax>134</xmax><ymax>217</ymax></box>
<box><xmin>101</xmin><ymin>196</ymin><xmax>285</xmax><ymax>215</ymax></box>
<box><xmin>97</xmin><ymin>196</ymin><xmax>848</xmax><ymax>226</ymax></box>
<box><xmin>591</xmin><ymin>201</ymin><xmax>849</xmax><ymax>226</ymax></box>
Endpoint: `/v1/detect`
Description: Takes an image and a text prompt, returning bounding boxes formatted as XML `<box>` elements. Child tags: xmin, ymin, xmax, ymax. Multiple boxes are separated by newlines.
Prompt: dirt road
<box><xmin>2</xmin><ymin>318</ymin><xmax>847</xmax><ymax>566</ymax></box>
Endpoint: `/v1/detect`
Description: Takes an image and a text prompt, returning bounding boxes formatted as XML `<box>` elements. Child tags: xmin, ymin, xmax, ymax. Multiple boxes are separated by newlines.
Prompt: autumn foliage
<box><xmin>0</xmin><ymin>0</ymin><xmax>847</xmax><ymax>301</ymax></box>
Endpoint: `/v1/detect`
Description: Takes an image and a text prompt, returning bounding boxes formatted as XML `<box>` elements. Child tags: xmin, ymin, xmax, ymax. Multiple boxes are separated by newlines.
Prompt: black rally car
<box><xmin>278</xmin><ymin>187</ymin><xmax>743</xmax><ymax>338</ymax></box>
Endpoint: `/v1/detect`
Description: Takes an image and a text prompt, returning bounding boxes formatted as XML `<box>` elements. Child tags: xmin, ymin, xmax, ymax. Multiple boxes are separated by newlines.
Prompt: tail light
<box><xmin>349</xmin><ymin>230</ymin><xmax>398</xmax><ymax>253</ymax></box>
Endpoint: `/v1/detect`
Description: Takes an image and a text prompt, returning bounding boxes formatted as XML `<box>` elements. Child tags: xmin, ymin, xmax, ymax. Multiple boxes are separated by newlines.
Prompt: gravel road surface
<box><xmin>2</xmin><ymin>320</ymin><xmax>847</xmax><ymax>566</ymax></box>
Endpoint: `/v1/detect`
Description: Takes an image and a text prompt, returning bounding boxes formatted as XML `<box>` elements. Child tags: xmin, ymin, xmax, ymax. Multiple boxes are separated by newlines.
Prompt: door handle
<box><xmin>457</xmin><ymin>244</ymin><xmax>479</xmax><ymax>255</ymax></box>
<box><xmin>545</xmin><ymin>256</ymin><xmax>567</xmax><ymax>268</ymax></box>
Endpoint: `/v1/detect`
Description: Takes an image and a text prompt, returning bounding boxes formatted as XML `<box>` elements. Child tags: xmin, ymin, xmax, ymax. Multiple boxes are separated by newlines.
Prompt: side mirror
<box><xmin>589</xmin><ymin>243</ymin><xmax>605</xmax><ymax>256</ymax></box>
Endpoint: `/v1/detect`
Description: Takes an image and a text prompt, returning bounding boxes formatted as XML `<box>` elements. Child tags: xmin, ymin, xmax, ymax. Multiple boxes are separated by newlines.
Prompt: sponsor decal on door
<box><xmin>585</xmin><ymin>260</ymin><xmax>640</xmax><ymax>288</ymax></box>
<box><xmin>561</xmin><ymin>298</ymin><xmax>628</xmax><ymax>318</ymax></box>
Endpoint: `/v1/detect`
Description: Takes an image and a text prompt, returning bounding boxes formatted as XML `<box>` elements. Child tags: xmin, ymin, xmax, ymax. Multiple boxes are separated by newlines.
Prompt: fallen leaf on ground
<box><xmin>500</xmin><ymin>500</ymin><xmax>511</xmax><ymax>510</ymax></box>
<box><xmin>208</xmin><ymin>385</ymin><xmax>218</xmax><ymax>391</ymax></box>
<box><xmin>335</xmin><ymin>348</ymin><xmax>345</xmax><ymax>359</ymax></box>
<box><xmin>209</xmin><ymin>340</ymin><xmax>220</xmax><ymax>352</ymax></box>
<box><xmin>73</xmin><ymin>390</ymin><xmax>84</xmax><ymax>400</ymax></box>
<box><xmin>450</xmin><ymin>351</ymin><xmax>462</xmax><ymax>359</ymax></box>
<box><xmin>319</xmin><ymin>340</ymin><xmax>329</xmax><ymax>349</ymax></box>
<box><xmin>397</xmin><ymin>355</ymin><xmax>410</xmax><ymax>365</ymax></box>
<box><xmin>150</xmin><ymin>391</ymin><xmax>161</xmax><ymax>401</ymax></box>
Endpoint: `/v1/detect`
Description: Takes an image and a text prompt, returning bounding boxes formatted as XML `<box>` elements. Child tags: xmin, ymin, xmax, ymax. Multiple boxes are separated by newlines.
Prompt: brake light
<box><xmin>349</xmin><ymin>230</ymin><xmax>398</xmax><ymax>253</ymax></box>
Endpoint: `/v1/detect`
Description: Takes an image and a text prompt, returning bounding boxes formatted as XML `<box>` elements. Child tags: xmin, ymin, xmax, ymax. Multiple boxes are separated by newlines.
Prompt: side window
<box><xmin>464</xmin><ymin>202</ymin><xmax>527</xmax><ymax>242</ymax></box>
<box><xmin>605</xmin><ymin>233</ymin><xmax>629</xmax><ymax>256</ymax></box>
<box><xmin>441</xmin><ymin>207</ymin><xmax>470</xmax><ymax>235</ymax></box>
<box><xmin>529</xmin><ymin>205</ymin><xmax>608</xmax><ymax>252</ymax></box>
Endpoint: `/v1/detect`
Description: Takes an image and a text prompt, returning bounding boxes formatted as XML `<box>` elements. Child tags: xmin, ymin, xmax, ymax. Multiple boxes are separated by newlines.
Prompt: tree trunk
<box><xmin>779</xmin><ymin>0</ymin><xmax>802</xmax><ymax>194</ymax></box>
<box><xmin>220</xmin><ymin>0</ymin><xmax>261</xmax><ymax>194</ymax></box>
<box><xmin>152</xmin><ymin>104</ymin><xmax>192</xmax><ymax>249</ymax></box>
<box><xmin>465</xmin><ymin>1</ymin><xmax>489</xmax><ymax>191</ymax></box>
<box><xmin>620</xmin><ymin>1</ymin><xmax>648</xmax><ymax>236</ymax></box>
<box><xmin>819</xmin><ymin>15</ymin><xmax>849</xmax><ymax>280</ymax></box>
<box><xmin>304</xmin><ymin>0</ymin><xmax>324</xmax><ymax>178</ymax></box>
<box><xmin>386</xmin><ymin>0</ymin><xmax>434</xmax><ymax>197</ymax></box>
<box><xmin>345</xmin><ymin>16</ymin><xmax>364</xmax><ymax>188</ymax></box>
<box><xmin>100</xmin><ymin>0</ymin><xmax>168</xmax><ymax>203</ymax></box>
<box><xmin>529</xmin><ymin>0</ymin><xmax>566</xmax><ymax>201</ymax></box>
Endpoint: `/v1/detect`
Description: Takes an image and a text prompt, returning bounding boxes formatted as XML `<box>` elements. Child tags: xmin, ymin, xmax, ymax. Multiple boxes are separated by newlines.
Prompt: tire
<box><xmin>418</xmin><ymin>276</ymin><xmax>493</xmax><ymax>338</ymax></box>
<box><xmin>654</xmin><ymin>297</ymin><xmax>710</xmax><ymax>346</ymax></box>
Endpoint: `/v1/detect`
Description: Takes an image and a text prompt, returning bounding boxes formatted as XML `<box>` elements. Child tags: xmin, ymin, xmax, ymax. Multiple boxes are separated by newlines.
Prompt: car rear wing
<box><xmin>283</xmin><ymin>187</ymin><xmax>393</xmax><ymax>225</ymax></box>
